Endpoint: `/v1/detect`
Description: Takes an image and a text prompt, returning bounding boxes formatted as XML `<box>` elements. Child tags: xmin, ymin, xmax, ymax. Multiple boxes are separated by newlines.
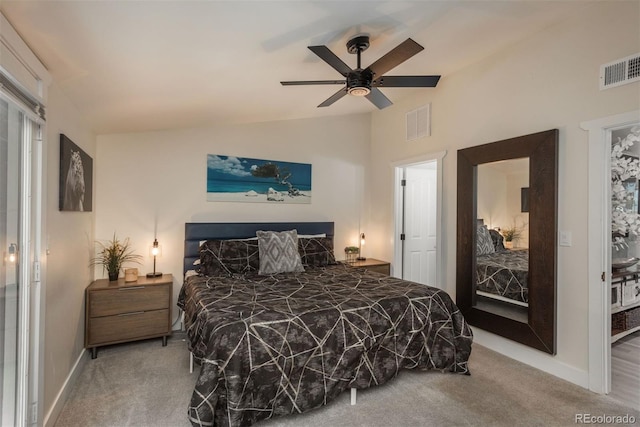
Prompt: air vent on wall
<box><xmin>600</xmin><ymin>52</ymin><xmax>640</xmax><ymax>90</ymax></box>
<box><xmin>406</xmin><ymin>103</ymin><xmax>431</xmax><ymax>141</ymax></box>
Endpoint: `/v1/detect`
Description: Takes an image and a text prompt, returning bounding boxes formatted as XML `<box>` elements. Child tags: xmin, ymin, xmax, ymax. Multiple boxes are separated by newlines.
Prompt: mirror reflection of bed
<box><xmin>475</xmin><ymin>158</ymin><xmax>530</xmax><ymax>323</ymax></box>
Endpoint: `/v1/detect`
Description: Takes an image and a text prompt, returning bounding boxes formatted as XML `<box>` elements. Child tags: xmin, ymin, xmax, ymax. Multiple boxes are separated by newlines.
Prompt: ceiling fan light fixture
<box><xmin>283</xmin><ymin>36</ymin><xmax>440</xmax><ymax>109</ymax></box>
<box><xmin>348</xmin><ymin>86</ymin><xmax>370</xmax><ymax>97</ymax></box>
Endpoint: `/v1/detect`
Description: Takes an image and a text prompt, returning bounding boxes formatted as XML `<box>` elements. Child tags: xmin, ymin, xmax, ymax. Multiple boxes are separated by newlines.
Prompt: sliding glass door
<box><xmin>0</xmin><ymin>95</ymin><xmax>41</xmax><ymax>426</ymax></box>
<box><xmin>0</xmin><ymin>97</ymin><xmax>21</xmax><ymax>425</ymax></box>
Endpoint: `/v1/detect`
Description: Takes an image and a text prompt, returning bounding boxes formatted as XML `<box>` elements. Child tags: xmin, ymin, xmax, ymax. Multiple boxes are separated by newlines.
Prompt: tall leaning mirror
<box><xmin>456</xmin><ymin>129</ymin><xmax>558</xmax><ymax>354</ymax></box>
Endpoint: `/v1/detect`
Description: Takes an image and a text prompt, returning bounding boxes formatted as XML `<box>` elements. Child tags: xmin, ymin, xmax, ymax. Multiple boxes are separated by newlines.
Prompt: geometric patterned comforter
<box><xmin>476</xmin><ymin>249</ymin><xmax>529</xmax><ymax>303</ymax></box>
<box><xmin>177</xmin><ymin>263</ymin><xmax>473</xmax><ymax>427</ymax></box>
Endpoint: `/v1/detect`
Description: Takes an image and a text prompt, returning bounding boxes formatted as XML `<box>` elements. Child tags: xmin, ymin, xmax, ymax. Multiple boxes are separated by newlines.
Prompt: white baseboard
<box><xmin>472</xmin><ymin>327</ymin><xmax>590</xmax><ymax>389</ymax></box>
<box><xmin>43</xmin><ymin>349</ymin><xmax>89</xmax><ymax>427</ymax></box>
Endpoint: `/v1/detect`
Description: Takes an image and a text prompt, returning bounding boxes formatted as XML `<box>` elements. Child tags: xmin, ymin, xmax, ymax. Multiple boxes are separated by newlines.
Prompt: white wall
<box><xmin>477</xmin><ymin>164</ymin><xmax>508</xmax><ymax>228</ymax></box>
<box><xmin>505</xmin><ymin>170</ymin><xmax>529</xmax><ymax>248</ymax></box>
<box><xmin>368</xmin><ymin>1</ymin><xmax>640</xmax><ymax>384</ymax></box>
<box><xmin>95</xmin><ymin>113</ymin><xmax>371</xmax><ymax>320</ymax></box>
<box><xmin>43</xmin><ymin>83</ymin><xmax>95</xmax><ymax>423</ymax></box>
<box><xmin>478</xmin><ymin>163</ymin><xmax>530</xmax><ymax>248</ymax></box>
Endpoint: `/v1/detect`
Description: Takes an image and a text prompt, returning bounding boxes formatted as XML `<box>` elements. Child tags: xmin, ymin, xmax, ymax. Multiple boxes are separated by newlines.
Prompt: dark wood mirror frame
<box><xmin>456</xmin><ymin>129</ymin><xmax>558</xmax><ymax>354</ymax></box>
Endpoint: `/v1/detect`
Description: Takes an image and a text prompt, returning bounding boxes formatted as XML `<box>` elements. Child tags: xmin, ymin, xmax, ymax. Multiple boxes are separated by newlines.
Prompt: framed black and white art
<box><xmin>59</xmin><ymin>134</ymin><xmax>93</xmax><ymax>212</ymax></box>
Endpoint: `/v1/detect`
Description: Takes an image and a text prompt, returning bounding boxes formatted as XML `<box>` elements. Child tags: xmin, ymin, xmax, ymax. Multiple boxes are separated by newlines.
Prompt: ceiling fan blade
<box><xmin>373</xmin><ymin>75</ymin><xmax>440</xmax><ymax>87</ymax></box>
<box><xmin>281</xmin><ymin>80</ymin><xmax>346</xmax><ymax>86</ymax></box>
<box><xmin>308</xmin><ymin>45</ymin><xmax>353</xmax><ymax>76</ymax></box>
<box><xmin>366</xmin><ymin>38</ymin><xmax>424</xmax><ymax>77</ymax></box>
<box><xmin>318</xmin><ymin>88</ymin><xmax>347</xmax><ymax>107</ymax></box>
<box><xmin>365</xmin><ymin>88</ymin><xmax>393</xmax><ymax>109</ymax></box>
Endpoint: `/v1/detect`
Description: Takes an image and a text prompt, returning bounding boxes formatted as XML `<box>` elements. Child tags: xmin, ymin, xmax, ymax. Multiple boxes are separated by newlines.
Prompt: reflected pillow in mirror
<box><xmin>488</xmin><ymin>229</ymin><xmax>506</xmax><ymax>252</ymax></box>
<box><xmin>477</xmin><ymin>225</ymin><xmax>495</xmax><ymax>255</ymax></box>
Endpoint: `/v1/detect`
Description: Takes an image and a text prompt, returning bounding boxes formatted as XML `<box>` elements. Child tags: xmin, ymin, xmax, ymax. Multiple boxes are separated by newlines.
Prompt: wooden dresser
<box><xmin>85</xmin><ymin>274</ymin><xmax>173</xmax><ymax>358</ymax></box>
<box><xmin>344</xmin><ymin>258</ymin><xmax>391</xmax><ymax>276</ymax></box>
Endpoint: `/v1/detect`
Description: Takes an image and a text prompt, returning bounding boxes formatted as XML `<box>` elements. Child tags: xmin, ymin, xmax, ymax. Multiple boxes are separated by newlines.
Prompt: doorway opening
<box><xmin>583</xmin><ymin>111</ymin><xmax>640</xmax><ymax>399</ymax></box>
<box><xmin>608</xmin><ymin>123</ymin><xmax>640</xmax><ymax>409</ymax></box>
<box><xmin>393</xmin><ymin>151</ymin><xmax>446</xmax><ymax>288</ymax></box>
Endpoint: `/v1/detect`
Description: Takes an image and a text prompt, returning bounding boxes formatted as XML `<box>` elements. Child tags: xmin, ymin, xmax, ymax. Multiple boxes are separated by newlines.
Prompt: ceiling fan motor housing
<box><xmin>347</xmin><ymin>70</ymin><xmax>372</xmax><ymax>96</ymax></box>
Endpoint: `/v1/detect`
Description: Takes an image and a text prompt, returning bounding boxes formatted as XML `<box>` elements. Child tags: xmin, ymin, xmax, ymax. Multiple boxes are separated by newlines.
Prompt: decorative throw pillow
<box><xmin>256</xmin><ymin>230</ymin><xmax>305</xmax><ymax>275</ymax></box>
<box><xmin>298</xmin><ymin>237</ymin><xmax>337</xmax><ymax>267</ymax></box>
<box><xmin>476</xmin><ymin>225</ymin><xmax>495</xmax><ymax>256</ymax></box>
<box><xmin>199</xmin><ymin>239</ymin><xmax>260</xmax><ymax>276</ymax></box>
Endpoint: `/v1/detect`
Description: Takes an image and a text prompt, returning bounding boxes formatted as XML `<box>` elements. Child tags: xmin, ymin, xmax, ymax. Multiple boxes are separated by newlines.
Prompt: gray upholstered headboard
<box><xmin>183</xmin><ymin>222</ymin><xmax>335</xmax><ymax>275</ymax></box>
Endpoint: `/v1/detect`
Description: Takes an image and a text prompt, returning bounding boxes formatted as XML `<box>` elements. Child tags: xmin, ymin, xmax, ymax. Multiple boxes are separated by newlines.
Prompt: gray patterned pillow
<box><xmin>477</xmin><ymin>225</ymin><xmax>495</xmax><ymax>256</ymax></box>
<box><xmin>256</xmin><ymin>230</ymin><xmax>305</xmax><ymax>275</ymax></box>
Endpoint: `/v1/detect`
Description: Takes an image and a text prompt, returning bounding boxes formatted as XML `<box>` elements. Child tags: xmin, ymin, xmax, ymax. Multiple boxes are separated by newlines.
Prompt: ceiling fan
<box><xmin>281</xmin><ymin>35</ymin><xmax>440</xmax><ymax>109</ymax></box>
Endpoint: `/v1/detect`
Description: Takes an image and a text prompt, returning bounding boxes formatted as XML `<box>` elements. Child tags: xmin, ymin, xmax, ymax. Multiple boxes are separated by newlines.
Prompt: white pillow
<box><xmin>298</xmin><ymin>233</ymin><xmax>326</xmax><ymax>238</ymax></box>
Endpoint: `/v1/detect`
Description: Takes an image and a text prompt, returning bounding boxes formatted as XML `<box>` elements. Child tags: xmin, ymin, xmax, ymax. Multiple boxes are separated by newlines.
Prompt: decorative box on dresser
<box><xmin>345</xmin><ymin>258</ymin><xmax>391</xmax><ymax>276</ymax></box>
<box><xmin>85</xmin><ymin>274</ymin><xmax>173</xmax><ymax>358</ymax></box>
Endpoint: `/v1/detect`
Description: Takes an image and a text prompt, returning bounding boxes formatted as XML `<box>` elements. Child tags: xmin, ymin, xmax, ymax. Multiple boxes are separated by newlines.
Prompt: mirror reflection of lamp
<box><xmin>146</xmin><ymin>238</ymin><xmax>163</xmax><ymax>278</ymax></box>
<box><xmin>357</xmin><ymin>233</ymin><xmax>366</xmax><ymax>261</ymax></box>
<box><xmin>8</xmin><ymin>243</ymin><xmax>17</xmax><ymax>263</ymax></box>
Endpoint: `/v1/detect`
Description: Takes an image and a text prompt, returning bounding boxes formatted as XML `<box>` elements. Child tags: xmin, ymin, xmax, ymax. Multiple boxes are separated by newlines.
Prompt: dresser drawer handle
<box><xmin>119</xmin><ymin>286</ymin><xmax>145</xmax><ymax>291</ymax></box>
<box><xmin>118</xmin><ymin>311</ymin><xmax>145</xmax><ymax>317</ymax></box>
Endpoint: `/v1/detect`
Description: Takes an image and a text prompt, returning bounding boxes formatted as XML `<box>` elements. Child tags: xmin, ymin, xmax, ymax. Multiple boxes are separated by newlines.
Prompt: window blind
<box><xmin>0</xmin><ymin>71</ymin><xmax>45</xmax><ymax>121</ymax></box>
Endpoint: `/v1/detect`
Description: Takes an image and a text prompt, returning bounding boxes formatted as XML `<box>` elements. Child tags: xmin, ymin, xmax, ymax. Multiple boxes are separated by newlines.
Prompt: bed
<box><xmin>178</xmin><ymin>222</ymin><xmax>473</xmax><ymax>427</ymax></box>
<box><xmin>475</xmin><ymin>222</ymin><xmax>529</xmax><ymax>305</ymax></box>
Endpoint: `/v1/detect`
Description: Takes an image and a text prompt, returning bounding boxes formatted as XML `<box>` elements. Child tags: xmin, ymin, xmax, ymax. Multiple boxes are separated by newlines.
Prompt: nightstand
<box><xmin>344</xmin><ymin>258</ymin><xmax>391</xmax><ymax>275</ymax></box>
<box><xmin>85</xmin><ymin>274</ymin><xmax>173</xmax><ymax>359</ymax></box>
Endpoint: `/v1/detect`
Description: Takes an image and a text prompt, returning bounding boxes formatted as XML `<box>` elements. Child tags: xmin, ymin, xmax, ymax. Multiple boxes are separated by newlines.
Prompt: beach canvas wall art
<box><xmin>207</xmin><ymin>155</ymin><xmax>312</xmax><ymax>204</ymax></box>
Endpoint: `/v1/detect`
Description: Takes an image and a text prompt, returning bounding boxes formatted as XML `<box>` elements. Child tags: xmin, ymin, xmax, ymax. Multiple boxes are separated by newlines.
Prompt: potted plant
<box><xmin>501</xmin><ymin>223</ymin><xmax>524</xmax><ymax>249</ymax></box>
<box><xmin>90</xmin><ymin>233</ymin><xmax>142</xmax><ymax>281</ymax></box>
<box><xmin>344</xmin><ymin>246</ymin><xmax>359</xmax><ymax>263</ymax></box>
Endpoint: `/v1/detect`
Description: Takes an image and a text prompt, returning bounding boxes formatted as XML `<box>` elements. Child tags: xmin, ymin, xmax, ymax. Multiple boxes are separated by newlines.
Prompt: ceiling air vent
<box><xmin>406</xmin><ymin>103</ymin><xmax>431</xmax><ymax>141</ymax></box>
<box><xmin>600</xmin><ymin>53</ymin><xmax>640</xmax><ymax>90</ymax></box>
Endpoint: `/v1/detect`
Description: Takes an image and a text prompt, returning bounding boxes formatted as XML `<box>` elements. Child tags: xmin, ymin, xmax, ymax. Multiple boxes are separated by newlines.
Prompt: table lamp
<box><xmin>357</xmin><ymin>233</ymin><xmax>366</xmax><ymax>261</ymax></box>
<box><xmin>146</xmin><ymin>238</ymin><xmax>163</xmax><ymax>278</ymax></box>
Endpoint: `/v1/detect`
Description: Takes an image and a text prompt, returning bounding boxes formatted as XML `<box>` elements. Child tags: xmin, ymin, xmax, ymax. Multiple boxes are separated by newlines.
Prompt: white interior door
<box><xmin>403</xmin><ymin>163</ymin><xmax>437</xmax><ymax>286</ymax></box>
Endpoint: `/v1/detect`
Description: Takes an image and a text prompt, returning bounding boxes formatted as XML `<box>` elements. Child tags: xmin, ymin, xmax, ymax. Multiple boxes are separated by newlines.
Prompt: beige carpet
<box><xmin>54</xmin><ymin>332</ymin><xmax>639</xmax><ymax>427</ymax></box>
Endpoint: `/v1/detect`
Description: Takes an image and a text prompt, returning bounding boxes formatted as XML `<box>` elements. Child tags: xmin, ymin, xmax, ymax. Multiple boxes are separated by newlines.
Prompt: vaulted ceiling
<box><xmin>1</xmin><ymin>1</ymin><xmax>593</xmax><ymax>134</ymax></box>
